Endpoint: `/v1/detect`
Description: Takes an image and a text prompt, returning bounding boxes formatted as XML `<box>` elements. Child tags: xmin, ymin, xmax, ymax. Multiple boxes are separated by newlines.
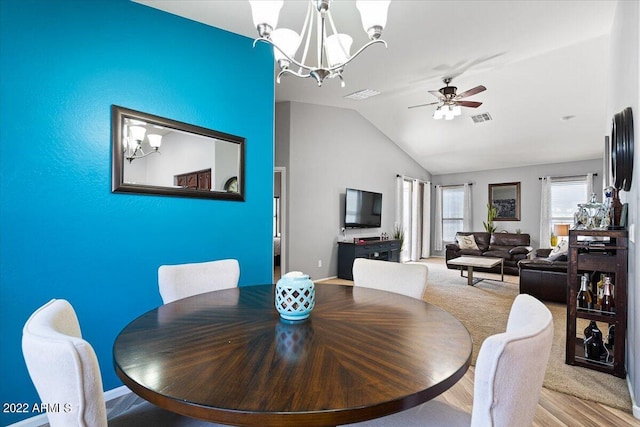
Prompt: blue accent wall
<box><xmin>0</xmin><ymin>0</ymin><xmax>274</xmax><ymax>423</ymax></box>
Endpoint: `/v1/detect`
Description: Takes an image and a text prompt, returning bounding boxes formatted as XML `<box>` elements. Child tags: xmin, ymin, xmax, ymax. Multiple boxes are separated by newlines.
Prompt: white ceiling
<box><xmin>134</xmin><ymin>0</ymin><xmax>616</xmax><ymax>175</ymax></box>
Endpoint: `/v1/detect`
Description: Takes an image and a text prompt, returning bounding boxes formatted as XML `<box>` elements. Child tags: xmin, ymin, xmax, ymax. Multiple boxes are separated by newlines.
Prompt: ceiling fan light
<box><xmin>433</xmin><ymin>107</ymin><xmax>444</xmax><ymax>120</ymax></box>
<box><xmin>271</xmin><ymin>28</ymin><xmax>301</xmax><ymax>64</ymax></box>
<box><xmin>356</xmin><ymin>0</ymin><xmax>390</xmax><ymax>39</ymax></box>
<box><xmin>249</xmin><ymin>0</ymin><xmax>283</xmax><ymax>36</ymax></box>
<box><xmin>444</xmin><ymin>113</ymin><xmax>455</xmax><ymax>121</ymax></box>
<box><xmin>452</xmin><ymin>105</ymin><xmax>462</xmax><ymax>116</ymax></box>
<box><xmin>325</xmin><ymin>34</ymin><xmax>353</xmax><ymax>67</ymax></box>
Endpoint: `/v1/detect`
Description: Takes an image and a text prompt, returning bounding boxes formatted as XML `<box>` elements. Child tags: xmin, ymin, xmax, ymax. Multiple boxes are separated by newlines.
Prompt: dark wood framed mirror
<box><xmin>111</xmin><ymin>105</ymin><xmax>245</xmax><ymax>201</ymax></box>
<box><xmin>611</xmin><ymin>106</ymin><xmax>634</xmax><ymax>192</ymax></box>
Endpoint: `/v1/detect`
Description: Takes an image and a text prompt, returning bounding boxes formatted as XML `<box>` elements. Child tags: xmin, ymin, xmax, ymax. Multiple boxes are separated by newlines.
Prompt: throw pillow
<box><xmin>550</xmin><ymin>239</ymin><xmax>569</xmax><ymax>255</ymax></box>
<box><xmin>547</xmin><ymin>252</ymin><xmax>568</xmax><ymax>262</ymax></box>
<box><xmin>456</xmin><ymin>234</ymin><xmax>479</xmax><ymax>250</ymax></box>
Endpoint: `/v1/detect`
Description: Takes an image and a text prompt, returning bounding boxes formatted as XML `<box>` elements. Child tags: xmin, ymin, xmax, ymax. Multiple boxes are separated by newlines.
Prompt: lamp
<box><xmin>554</xmin><ymin>224</ymin><xmax>570</xmax><ymax>242</ymax></box>
<box><xmin>249</xmin><ymin>0</ymin><xmax>390</xmax><ymax>87</ymax></box>
<box><xmin>123</xmin><ymin>122</ymin><xmax>162</xmax><ymax>163</ymax></box>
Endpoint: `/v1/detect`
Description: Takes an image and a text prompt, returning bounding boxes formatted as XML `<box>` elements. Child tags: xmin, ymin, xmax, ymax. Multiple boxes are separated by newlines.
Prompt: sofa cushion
<box><xmin>518</xmin><ymin>258</ymin><xmax>567</xmax><ymax>273</ymax></box>
<box><xmin>483</xmin><ymin>250</ymin><xmax>511</xmax><ymax>260</ymax></box>
<box><xmin>488</xmin><ymin>244</ymin><xmax>515</xmax><ymax>252</ymax></box>
<box><xmin>509</xmin><ymin>246</ymin><xmax>531</xmax><ymax>256</ymax></box>
<box><xmin>456</xmin><ymin>234</ymin><xmax>479</xmax><ymax>250</ymax></box>
<box><xmin>490</xmin><ymin>232</ymin><xmax>530</xmax><ymax>247</ymax></box>
<box><xmin>458</xmin><ymin>249</ymin><xmax>484</xmax><ymax>256</ymax></box>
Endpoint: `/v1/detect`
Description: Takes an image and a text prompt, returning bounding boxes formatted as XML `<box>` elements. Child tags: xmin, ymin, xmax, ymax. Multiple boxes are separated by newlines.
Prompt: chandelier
<box><xmin>249</xmin><ymin>0</ymin><xmax>390</xmax><ymax>87</ymax></box>
<box><xmin>123</xmin><ymin>120</ymin><xmax>162</xmax><ymax>163</ymax></box>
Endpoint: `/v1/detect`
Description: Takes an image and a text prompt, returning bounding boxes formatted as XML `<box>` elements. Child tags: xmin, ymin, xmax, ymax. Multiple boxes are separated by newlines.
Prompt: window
<box><xmin>550</xmin><ymin>178</ymin><xmax>589</xmax><ymax>229</ymax></box>
<box><xmin>442</xmin><ymin>186</ymin><xmax>465</xmax><ymax>242</ymax></box>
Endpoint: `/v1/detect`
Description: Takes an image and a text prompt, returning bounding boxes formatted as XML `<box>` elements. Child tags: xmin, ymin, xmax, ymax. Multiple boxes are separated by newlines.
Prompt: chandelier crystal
<box><xmin>249</xmin><ymin>0</ymin><xmax>390</xmax><ymax>87</ymax></box>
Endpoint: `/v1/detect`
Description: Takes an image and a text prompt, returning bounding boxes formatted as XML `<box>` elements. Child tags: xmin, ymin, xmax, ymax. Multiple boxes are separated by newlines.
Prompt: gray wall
<box><xmin>276</xmin><ymin>101</ymin><xmax>431</xmax><ymax>280</ymax></box>
<box><xmin>609</xmin><ymin>0</ymin><xmax>639</xmax><ymax>417</ymax></box>
<box><xmin>432</xmin><ymin>159</ymin><xmax>603</xmax><ymax>253</ymax></box>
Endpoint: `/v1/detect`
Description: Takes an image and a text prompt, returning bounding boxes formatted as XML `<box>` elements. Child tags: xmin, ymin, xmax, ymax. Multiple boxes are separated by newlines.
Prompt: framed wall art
<box><xmin>489</xmin><ymin>182</ymin><xmax>521</xmax><ymax>221</ymax></box>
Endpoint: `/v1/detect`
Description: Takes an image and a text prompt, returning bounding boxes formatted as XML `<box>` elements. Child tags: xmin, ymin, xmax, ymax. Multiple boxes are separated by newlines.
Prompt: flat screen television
<box><xmin>344</xmin><ymin>188</ymin><xmax>382</xmax><ymax>228</ymax></box>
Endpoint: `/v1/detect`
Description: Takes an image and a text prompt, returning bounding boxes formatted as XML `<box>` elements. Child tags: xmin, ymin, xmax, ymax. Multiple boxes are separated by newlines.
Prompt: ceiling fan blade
<box><xmin>428</xmin><ymin>90</ymin><xmax>443</xmax><ymax>99</ymax></box>
<box><xmin>457</xmin><ymin>100</ymin><xmax>483</xmax><ymax>108</ymax></box>
<box><xmin>408</xmin><ymin>102</ymin><xmax>440</xmax><ymax>109</ymax></box>
<box><xmin>456</xmin><ymin>85</ymin><xmax>486</xmax><ymax>99</ymax></box>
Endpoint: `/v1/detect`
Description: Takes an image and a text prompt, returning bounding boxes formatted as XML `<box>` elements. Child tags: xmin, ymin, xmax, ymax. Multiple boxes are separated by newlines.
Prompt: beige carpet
<box><xmin>419</xmin><ymin>258</ymin><xmax>632</xmax><ymax>413</ymax></box>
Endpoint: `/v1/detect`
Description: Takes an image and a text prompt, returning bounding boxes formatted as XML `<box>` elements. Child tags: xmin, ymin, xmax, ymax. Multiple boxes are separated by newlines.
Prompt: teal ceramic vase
<box><xmin>275</xmin><ymin>271</ymin><xmax>315</xmax><ymax>321</ymax></box>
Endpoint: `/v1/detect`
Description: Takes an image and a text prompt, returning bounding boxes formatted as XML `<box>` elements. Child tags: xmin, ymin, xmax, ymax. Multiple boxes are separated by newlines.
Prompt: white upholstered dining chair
<box><xmin>158</xmin><ymin>258</ymin><xmax>240</xmax><ymax>304</ymax></box>
<box><xmin>22</xmin><ymin>299</ymin><xmax>218</xmax><ymax>427</ymax></box>
<box><xmin>352</xmin><ymin>258</ymin><xmax>429</xmax><ymax>300</ymax></box>
<box><xmin>343</xmin><ymin>293</ymin><xmax>554</xmax><ymax>427</ymax></box>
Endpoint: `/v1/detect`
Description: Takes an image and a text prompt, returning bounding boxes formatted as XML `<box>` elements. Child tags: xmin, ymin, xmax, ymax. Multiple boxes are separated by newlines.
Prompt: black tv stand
<box><xmin>337</xmin><ymin>239</ymin><xmax>401</xmax><ymax>280</ymax></box>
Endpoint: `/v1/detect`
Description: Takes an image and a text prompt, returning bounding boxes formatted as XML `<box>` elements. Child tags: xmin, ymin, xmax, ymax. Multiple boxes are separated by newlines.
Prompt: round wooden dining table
<box><xmin>113</xmin><ymin>284</ymin><xmax>472</xmax><ymax>427</ymax></box>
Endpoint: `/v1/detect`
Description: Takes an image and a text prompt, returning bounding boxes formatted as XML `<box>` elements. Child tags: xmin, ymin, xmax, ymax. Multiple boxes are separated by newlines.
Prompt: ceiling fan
<box><xmin>408</xmin><ymin>78</ymin><xmax>486</xmax><ymax>119</ymax></box>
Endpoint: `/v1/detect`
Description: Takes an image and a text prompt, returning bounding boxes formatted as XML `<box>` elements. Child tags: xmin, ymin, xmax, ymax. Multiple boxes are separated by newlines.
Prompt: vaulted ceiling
<box><xmin>134</xmin><ymin>0</ymin><xmax>616</xmax><ymax>175</ymax></box>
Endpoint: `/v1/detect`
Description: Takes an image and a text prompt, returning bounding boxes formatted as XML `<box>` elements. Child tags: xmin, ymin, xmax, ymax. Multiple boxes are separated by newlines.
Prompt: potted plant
<box><xmin>483</xmin><ymin>203</ymin><xmax>497</xmax><ymax>233</ymax></box>
<box><xmin>393</xmin><ymin>224</ymin><xmax>405</xmax><ymax>250</ymax></box>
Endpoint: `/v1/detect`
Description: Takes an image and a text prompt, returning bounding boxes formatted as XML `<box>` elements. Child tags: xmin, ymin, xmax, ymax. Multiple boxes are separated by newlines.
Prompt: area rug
<box><xmin>420</xmin><ymin>258</ymin><xmax>632</xmax><ymax>413</ymax></box>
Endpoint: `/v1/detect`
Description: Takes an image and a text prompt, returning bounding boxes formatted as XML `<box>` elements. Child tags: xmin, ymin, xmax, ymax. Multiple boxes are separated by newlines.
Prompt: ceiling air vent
<box><xmin>471</xmin><ymin>113</ymin><xmax>492</xmax><ymax>123</ymax></box>
<box><xmin>344</xmin><ymin>89</ymin><xmax>380</xmax><ymax>100</ymax></box>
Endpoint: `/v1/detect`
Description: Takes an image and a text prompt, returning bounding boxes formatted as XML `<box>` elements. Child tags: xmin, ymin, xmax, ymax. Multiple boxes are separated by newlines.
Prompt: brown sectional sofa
<box><xmin>446</xmin><ymin>232</ymin><xmax>532</xmax><ymax>276</ymax></box>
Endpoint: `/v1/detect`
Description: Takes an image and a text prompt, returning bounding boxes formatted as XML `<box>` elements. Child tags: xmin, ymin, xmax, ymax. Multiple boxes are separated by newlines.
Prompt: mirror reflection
<box><xmin>112</xmin><ymin>105</ymin><xmax>245</xmax><ymax>200</ymax></box>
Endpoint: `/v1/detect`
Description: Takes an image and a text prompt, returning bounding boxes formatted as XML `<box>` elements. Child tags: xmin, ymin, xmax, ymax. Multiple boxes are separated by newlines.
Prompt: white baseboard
<box><xmin>7</xmin><ymin>386</ymin><xmax>132</xmax><ymax>427</ymax></box>
<box><xmin>314</xmin><ymin>275</ymin><xmax>338</xmax><ymax>282</ymax></box>
<box><xmin>628</xmin><ymin>376</ymin><xmax>640</xmax><ymax>419</ymax></box>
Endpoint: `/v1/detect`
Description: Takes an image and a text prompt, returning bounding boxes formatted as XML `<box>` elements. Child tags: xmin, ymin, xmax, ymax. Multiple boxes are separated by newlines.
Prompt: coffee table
<box><xmin>447</xmin><ymin>255</ymin><xmax>504</xmax><ymax>286</ymax></box>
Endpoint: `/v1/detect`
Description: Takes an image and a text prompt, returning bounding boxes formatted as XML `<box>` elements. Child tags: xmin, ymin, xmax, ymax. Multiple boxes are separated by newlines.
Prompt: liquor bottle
<box><xmin>583</xmin><ymin>320</ymin><xmax>601</xmax><ymax>359</ymax></box>
<box><xmin>583</xmin><ymin>320</ymin><xmax>600</xmax><ymax>340</ymax></box>
<box><xmin>596</xmin><ymin>274</ymin><xmax>604</xmax><ymax>308</ymax></box>
<box><xmin>577</xmin><ymin>273</ymin><xmax>593</xmax><ymax>309</ymax></box>
<box><xmin>601</xmin><ymin>276</ymin><xmax>615</xmax><ymax>313</ymax></box>
<box><xmin>586</xmin><ymin>329</ymin><xmax>606</xmax><ymax>361</ymax></box>
<box><xmin>606</xmin><ymin>324</ymin><xmax>615</xmax><ymax>349</ymax></box>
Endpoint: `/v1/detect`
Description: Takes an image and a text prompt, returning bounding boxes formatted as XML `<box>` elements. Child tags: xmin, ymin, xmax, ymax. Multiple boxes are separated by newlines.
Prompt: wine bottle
<box><xmin>585</xmin><ymin>328</ymin><xmax>606</xmax><ymax>361</ymax></box>
<box><xmin>583</xmin><ymin>320</ymin><xmax>600</xmax><ymax>339</ymax></box>
<box><xmin>577</xmin><ymin>273</ymin><xmax>593</xmax><ymax>309</ymax></box>
<box><xmin>606</xmin><ymin>324</ymin><xmax>615</xmax><ymax>349</ymax></box>
<box><xmin>596</xmin><ymin>274</ymin><xmax>604</xmax><ymax>307</ymax></box>
<box><xmin>601</xmin><ymin>276</ymin><xmax>615</xmax><ymax>313</ymax></box>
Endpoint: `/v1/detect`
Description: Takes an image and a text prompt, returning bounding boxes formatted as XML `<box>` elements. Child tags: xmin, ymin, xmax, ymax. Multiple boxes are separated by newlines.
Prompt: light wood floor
<box><xmin>449</xmin><ymin>366</ymin><xmax>639</xmax><ymax>426</ymax></box>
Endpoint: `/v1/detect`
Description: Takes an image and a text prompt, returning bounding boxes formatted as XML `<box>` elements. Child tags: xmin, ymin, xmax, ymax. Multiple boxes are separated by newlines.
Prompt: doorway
<box><xmin>274</xmin><ymin>168</ymin><xmax>286</xmax><ymax>281</ymax></box>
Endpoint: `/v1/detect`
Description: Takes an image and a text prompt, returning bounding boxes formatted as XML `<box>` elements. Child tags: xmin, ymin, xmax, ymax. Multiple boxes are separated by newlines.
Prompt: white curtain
<box><xmin>396</xmin><ymin>176</ymin><xmax>430</xmax><ymax>262</ymax></box>
<box><xmin>463</xmin><ymin>183</ymin><xmax>473</xmax><ymax>231</ymax></box>
<box><xmin>421</xmin><ymin>182</ymin><xmax>431</xmax><ymax>258</ymax></box>
<box><xmin>540</xmin><ymin>176</ymin><xmax>552</xmax><ymax>249</ymax></box>
<box><xmin>410</xmin><ymin>179</ymin><xmax>421</xmax><ymax>261</ymax></box>
<box><xmin>395</xmin><ymin>175</ymin><xmax>403</xmax><ymax>235</ymax></box>
<box><xmin>434</xmin><ymin>185</ymin><xmax>443</xmax><ymax>251</ymax></box>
